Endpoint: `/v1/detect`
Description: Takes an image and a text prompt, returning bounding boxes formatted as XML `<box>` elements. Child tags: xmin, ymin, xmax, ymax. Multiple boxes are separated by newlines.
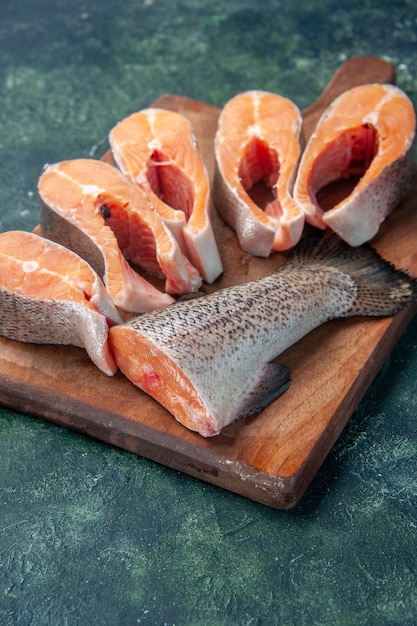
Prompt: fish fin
<box><xmin>288</xmin><ymin>233</ymin><xmax>417</xmax><ymax>317</ymax></box>
<box><xmin>234</xmin><ymin>362</ymin><xmax>291</xmax><ymax>421</ymax></box>
<box><xmin>176</xmin><ymin>291</ymin><xmax>206</xmax><ymax>302</ymax></box>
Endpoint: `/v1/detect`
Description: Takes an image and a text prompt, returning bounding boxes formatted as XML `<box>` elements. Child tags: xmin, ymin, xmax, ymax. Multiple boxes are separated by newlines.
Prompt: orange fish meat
<box><xmin>0</xmin><ymin>230</ymin><xmax>123</xmax><ymax>376</ymax></box>
<box><xmin>109</xmin><ymin>107</ymin><xmax>223</xmax><ymax>284</ymax></box>
<box><xmin>213</xmin><ymin>90</ymin><xmax>305</xmax><ymax>256</ymax></box>
<box><xmin>39</xmin><ymin>158</ymin><xmax>203</xmax><ymax>313</ymax></box>
<box><xmin>293</xmin><ymin>83</ymin><xmax>416</xmax><ymax>246</ymax></box>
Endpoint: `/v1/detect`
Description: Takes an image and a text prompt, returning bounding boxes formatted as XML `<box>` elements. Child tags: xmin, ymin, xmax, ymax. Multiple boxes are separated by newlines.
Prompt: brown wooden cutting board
<box><xmin>1</xmin><ymin>56</ymin><xmax>416</xmax><ymax>509</ymax></box>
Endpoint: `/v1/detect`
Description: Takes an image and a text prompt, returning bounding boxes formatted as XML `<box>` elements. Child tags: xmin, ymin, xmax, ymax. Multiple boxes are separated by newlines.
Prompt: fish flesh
<box><xmin>213</xmin><ymin>90</ymin><xmax>305</xmax><ymax>256</ymax></box>
<box><xmin>293</xmin><ymin>83</ymin><xmax>416</xmax><ymax>246</ymax></box>
<box><xmin>39</xmin><ymin>158</ymin><xmax>203</xmax><ymax>313</ymax></box>
<box><xmin>109</xmin><ymin>234</ymin><xmax>417</xmax><ymax>436</ymax></box>
<box><xmin>109</xmin><ymin>108</ymin><xmax>223</xmax><ymax>284</ymax></box>
<box><xmin>0</xmin><ymin>230</ymin><xmax>123</xmax><ymax>376</ymax></box>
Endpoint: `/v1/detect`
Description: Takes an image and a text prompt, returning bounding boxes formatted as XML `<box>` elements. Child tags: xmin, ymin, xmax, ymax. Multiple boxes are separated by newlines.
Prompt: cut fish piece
<box><xmin>109</xmin><ymin>107</ymin><xmax>223</xmax><ymax>284</ymax></box>
<box><xmin>39</xmin><ymin>159</ymin><xmax>202</xmax><ymax>312</ymax></box>
<box><xmin>213</xmin><ymin>90</ymin><xmax>305</xmax><ymax>256</ymax></box>
<box><xmin>293</xmin><ymin>83</ymin><xmax>416</xmax><ymax>246</ymax></box>
<box><xmin>0</xmin><ymin>230</ymin><xmax>123</xmax><ymax>376</ymax></box>
<box><xmin>109</xmin><ymin>233</ymin><xmax>417</xmax><ymax>436</ymax></box>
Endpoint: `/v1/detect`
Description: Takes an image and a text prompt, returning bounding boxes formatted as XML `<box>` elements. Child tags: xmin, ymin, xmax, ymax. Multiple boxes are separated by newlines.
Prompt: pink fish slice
<box><xmin>213</xmin><ymin>90</ymin><xmax>305</xmax><ymax>257</ymax></box>
<box><xmin>293</xmin><ymin>83</ymin><xmax>416</xmax><ymax>246</ymax></box>
<box><xmin>38</xmin><ymin>158</ymin><xmax>203</xmax><ymax>313</ymax></box>
<box><xmin>109</xmin><ymin>107</ymin><xmax>223</xmax><ymax>284</ymax></box>
<box><xmin>0</xmin><ymin>230</ymin><xmax>123</xmax><ymax>376</ymax></box>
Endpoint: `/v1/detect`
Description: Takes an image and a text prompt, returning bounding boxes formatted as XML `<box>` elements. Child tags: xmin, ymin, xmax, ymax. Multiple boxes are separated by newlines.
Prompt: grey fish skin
<box><xmin>110</xmin><ymin>234</ymin><xmax>417</xmax><ymax>436</ymax></box>
<box><xmin>0</xmin><ymin>291</ymin><xmax>120</xmax><ymax>376</ymax></box>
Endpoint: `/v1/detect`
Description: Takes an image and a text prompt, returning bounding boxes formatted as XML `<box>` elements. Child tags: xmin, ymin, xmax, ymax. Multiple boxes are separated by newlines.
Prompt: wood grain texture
<box><xmin>1</xmin><ymin>56</ymin><xmax>416</xmax><ymax>509</ymax></box>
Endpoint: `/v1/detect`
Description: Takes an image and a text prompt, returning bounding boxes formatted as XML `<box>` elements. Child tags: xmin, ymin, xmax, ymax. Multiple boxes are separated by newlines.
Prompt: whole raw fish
<box><xmin>109</xmin><ymin>234</ymin><xmax>417</xmax><ymax>436</ymax></box>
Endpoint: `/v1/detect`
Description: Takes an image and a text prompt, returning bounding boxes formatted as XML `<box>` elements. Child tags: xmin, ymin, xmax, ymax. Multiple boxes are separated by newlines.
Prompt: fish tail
<box><xmin>289</xmin><ymin>233</ymin><xmax>417</xmax><ymax>317</ymax></box>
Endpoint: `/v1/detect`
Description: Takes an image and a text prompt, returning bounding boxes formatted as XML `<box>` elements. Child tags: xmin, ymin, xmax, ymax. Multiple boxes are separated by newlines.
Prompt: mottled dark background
<box><xmin>1</xmin><ymin>1</ymin><xmax>417</xmax><ymax>624</ymax></box>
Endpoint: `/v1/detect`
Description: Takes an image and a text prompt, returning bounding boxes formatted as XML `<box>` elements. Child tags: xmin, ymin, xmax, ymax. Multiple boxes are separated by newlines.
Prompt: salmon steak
<box><xmin>293</xmin><ymin>83</ymin><xmax>416</xmax><ymax>246</ymax></box>
<box><xmin>109</xmin><ymin>108</ymin><xmax>223</xmax><ymax>284</ymax></box>
<box><xmin>109</xmin><ymin>234</ymin><xmax>417</xmax><ymax>437</ymax></box>
<box><xmin>39</xmin><ymin>158</ymin><xmax>203</xmax><ymax>313</ymax></box>
<box><xmin>213</xmin><ymin>90</ymin><xmax>305</xmax><ymax>257</ymax></box>
<box><xmin>0</xmin><ymin>230</ymin><xmax>123</xmax><ymax>376</ymax></box>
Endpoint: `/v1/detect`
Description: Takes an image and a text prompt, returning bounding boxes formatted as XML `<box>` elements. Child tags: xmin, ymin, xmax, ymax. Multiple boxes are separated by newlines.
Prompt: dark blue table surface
<box><xmin>1</xmin><ymin>1</ymin><xmax>417</xmax><ymax>624</ymax></box>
